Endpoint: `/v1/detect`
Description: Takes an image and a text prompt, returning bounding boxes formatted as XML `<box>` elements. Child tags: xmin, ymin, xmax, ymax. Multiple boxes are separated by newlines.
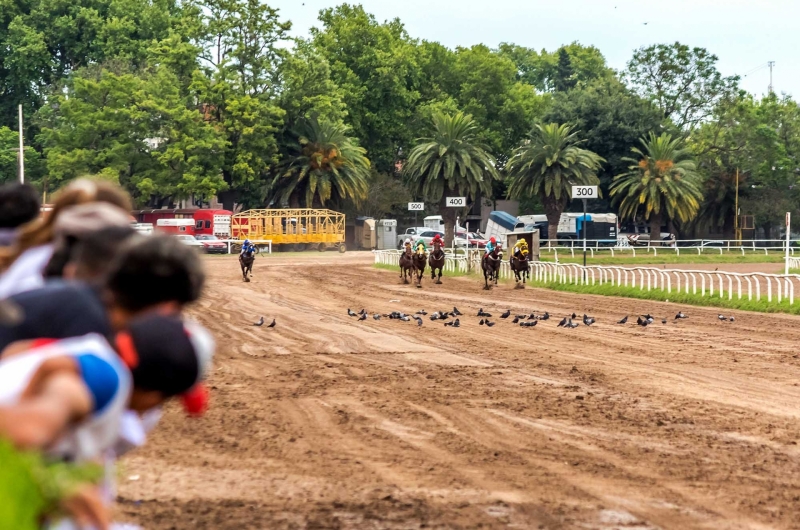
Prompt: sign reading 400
<box><xmin>446</xmin><ymin>197</ymin><xmax>467</xmax><ymax>207</ymax></box>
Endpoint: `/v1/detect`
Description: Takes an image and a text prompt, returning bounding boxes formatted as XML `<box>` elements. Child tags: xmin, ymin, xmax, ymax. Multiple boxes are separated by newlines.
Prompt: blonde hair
<box><xmin>0</xmin><ymin>179</ymin><xmax>132</xmax><ymax>271</ymax></box>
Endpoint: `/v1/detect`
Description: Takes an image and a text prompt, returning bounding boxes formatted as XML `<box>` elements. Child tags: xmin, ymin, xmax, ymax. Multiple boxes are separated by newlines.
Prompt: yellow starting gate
<box><xmin>231</xmin><ymin>209</ymin><xmax>346</xmax><ymax>252</ymax></box>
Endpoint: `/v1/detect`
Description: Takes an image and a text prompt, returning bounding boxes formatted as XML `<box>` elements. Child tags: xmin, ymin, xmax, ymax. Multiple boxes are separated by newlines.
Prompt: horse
<box><xmin>411</xmin><ymin>246</ymin><xmax>427</xmax><ymax>288</ymax></box>
<box><xmin>239</xmin><ymin>250</ymin><xmax>255</xmax><ymax>282</ymax></box>
<box><xmin>510</xmin><ymin>249</ymin><xmax>530</xmax><ymax>287</ymax></box>
<box><xmin>399</xmin><ymin>247</ymin><xmax>414</xmax><ymax>284</ymax></box>
<box><xmin>482</xmin><ymin>247</ymin><xmax>503</xmax><ymax>290</ymax></box>
<box><xmin>428</xmin><ymin>241</ymin><xmax>446</xmax><ymax>284</ymax></box>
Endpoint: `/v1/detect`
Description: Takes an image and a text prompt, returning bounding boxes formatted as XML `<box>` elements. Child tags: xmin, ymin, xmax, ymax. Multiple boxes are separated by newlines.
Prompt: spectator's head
<box><xmin>60</xmin><ymin>226</ymin><xmax>140</xmax><ymax>282</ymax></box>
<box><xmin>103</xmin><ymin>235</ymin><xmax>205</xmax><ymax>330</ymax></box>
<box><xmin>1</xmin><ymin>179</ymin><xmax>132</xmax><ymax>270</ymax></box>
<box><xmin>44</xmin><ymin>203</ymin><xmax>137</xmax><ymax>280</ymax></box>
<box><xmin>114</xmin><ymin>314</ymin><xmax>215</xmax><ymax>413</ymax></box>
<box><xmin>0</xmin><ymin>183</ymin><xmax>40</xmax><ymax>231</ymax></box>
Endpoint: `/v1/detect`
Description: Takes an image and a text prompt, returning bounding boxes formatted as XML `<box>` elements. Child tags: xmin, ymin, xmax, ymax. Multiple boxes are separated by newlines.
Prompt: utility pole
<box><xmin>18</xmin><ymin>104</ymin><xmax>24</xmax><ymax>184</ymax></box>
<box><xmin>768</xmin><ymin>61</ymin><xmax>776</xmax><ymax>94</ymax></box>
<box><xmin>734</xmin><ymin>168</ymin><xmax>740</xmax><ymax>245</ymax></box>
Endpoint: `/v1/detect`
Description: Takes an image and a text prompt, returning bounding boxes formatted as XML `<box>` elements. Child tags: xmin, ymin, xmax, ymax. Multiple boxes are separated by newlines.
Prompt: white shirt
<box><xmin>0</xmin><ymin>334</ymin><xmax>131</xmax><ymax>462</ymax></box>
<box><xmin>0</xmin><ymin>244</ymin><xmax>53</xmax><ymax>299</ymax></box>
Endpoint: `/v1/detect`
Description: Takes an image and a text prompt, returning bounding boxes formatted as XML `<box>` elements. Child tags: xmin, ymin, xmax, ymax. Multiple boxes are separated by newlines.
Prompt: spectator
<box><xmin>0</xmin><ymin>183</ymin><xmax>40</xmax><ymax>247</ymax></box>
<box><xmin>0</xmin><ymin>179</ymin><xmax>131</xmax><ymax>299</ymax></box>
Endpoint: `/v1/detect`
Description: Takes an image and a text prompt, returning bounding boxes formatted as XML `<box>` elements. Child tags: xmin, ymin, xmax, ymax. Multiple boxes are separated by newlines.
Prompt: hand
<box><xmin>59</xmin><ymin>485</ymin><xmax>109</xmax><ymax>530</ymax></box>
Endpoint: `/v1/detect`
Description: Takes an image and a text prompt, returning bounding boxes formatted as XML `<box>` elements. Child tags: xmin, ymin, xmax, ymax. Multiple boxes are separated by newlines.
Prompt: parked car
<box><xmin>195</xmin><ymin>234</ymin><xmax>228</xmax><ymax>254</ymax></box>
<box><xmin>458</xmin><ymin>231</ymin><xmax>488</xmax><ymax>248</ymax></box>
<box><xmin>174</xmin><ymin>234</ymin><xmax>204</xmax><ymax>249</ymax></box>
<box><xmin>396</xmin><ymin>227</ymin><xmax>429</xmax><ymax>249</ymax></box>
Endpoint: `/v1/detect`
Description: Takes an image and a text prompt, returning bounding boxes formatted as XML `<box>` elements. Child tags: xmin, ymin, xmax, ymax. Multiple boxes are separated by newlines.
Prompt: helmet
<box><xmin>433</xmin><ymin>234</ymin><xmax>442</xmax><ymax>240</ymax></box>
<box><xmin>244</xmin><ymin>239</ymin><xmax>250</xmax><ymax>245</ymax></box>
<box><xmin>490</xmin><ymin>237</ymin><xmax>496</xmax><ymax>244</ymax></box>
<box><xmin>405</xmin><ymin>238</ymin><xmax>411</xmax><ymax>244</ymax></box>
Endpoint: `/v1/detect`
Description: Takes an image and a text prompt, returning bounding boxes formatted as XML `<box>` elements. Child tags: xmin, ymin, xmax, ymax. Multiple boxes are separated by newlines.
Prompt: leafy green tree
<box><xmin>192</xmin><ymin>0</ymin><xmax>289</xmax><ymax>209</ymax></box>
<box><xmin>271</xmin><ymin>115</ymin><xmax>370</xmax><ymax>208</ymax></box>
<box><xmin>611</xmin><ymin>133</ymin><xmax>703</xmax><ymax>241</ymax></box>
<box><xmin>0</xmin><ymin>0</ymin><xmax>191</xmax><ymax>129</ymax></box>
<box><xmin>38</xmin><ymin>65</ymin><xmax>226</xmax><ymax>205</ymax></box>
<box><xmin>404</xmin><ymin>111</ymin><xmax>498</xmax><ymax>245</ymax></box>
<box><xmin>506</xmin><ymin>123</ymin><xmax>603</xmax><ymax>241</ymax></box>
<box><xmin>542</xmin><ymin>78</ymin><xmax>666</xmax><ymax>211</ymax></box>
<box><xmin>310</xmin><ymin>4</ymin><xmax>421</xmax><ymax>173</ymax></box>
<box><xmin>554</xmin><ymin>48</ymin><xmax>576</xmax><ymax>92</ymax></box>
<box><xmin>626</xmin><ymin>42</ymin><xmax>739</xmax><ymax>129</ymax></box>
<box><xmin>498</xmin><ymin>42</ymin><xmax>613</xmax><ymax>92</ymax></box>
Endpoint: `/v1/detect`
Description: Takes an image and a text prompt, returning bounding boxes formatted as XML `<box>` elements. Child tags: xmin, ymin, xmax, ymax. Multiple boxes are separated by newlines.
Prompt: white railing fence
<box><xmin>375</xmin><ymin>250</ymin><xmax>800</xmax><ymax>305</ymax></box>
<box><xmin>539</xmin><ymin>238</ymin><xmax>799</xmax><ymax>257</ymax></box>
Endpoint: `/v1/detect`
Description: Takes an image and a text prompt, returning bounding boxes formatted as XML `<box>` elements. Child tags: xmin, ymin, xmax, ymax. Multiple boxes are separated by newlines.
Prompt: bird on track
<box><xmin>527</xmin><ymin>313</ymin><xmax>537</xmax><ymax>320</ymax></box>
<box><xmin>512</xmin><ymin>317</ymin><xmax>520</xmax><ymax>324</ymax></box>
<box><xmin>617</xmin><ymin>316</ymin><xmax>628</xmax><ymax>324</ymax></box>
<box><xmin>253</xmin><ymin>316</ymin><xmax>264</xmax><ymax>326</ymax></box>
<box><xmin>500</xmin><ymin>310</ymin><xmax>511</xmax><ymax>319</ymax></box>
<box><xmin>675</xmin><ymin>312</ymin><xmax>687</xmax><ymax>319</ymax></box>
<box><xmin>453</xmin><ymin>307</ymin><xmax>463</xmax><ymax>316</ymax></box>
<box><xmin>452</xmin><ymin>318</ymin><xmax>460</xmax><ymax>328</ymax></box>
<box><xmin>541</xmin><ymin>312</ymin><xmax>550</xmax><ymax>321</ymax></box>
<box><xmin>477</xmin><ymin>308</ymin><xmax>492</xmax><ymax>317</ymax></box>
<box><xmin>718</xmin><ymin>314</ymin><xmax>727</xmax><ymax>321</ymax></box>
<box><xmin>347</xmin><ymin>309</ymin><xmax>358</xmax><ymax>317</ymax></box>
<box><xmin>637</xmin><ymin>317</ymin><xmax>649</xmax><ymax>327</ymax></box>
<box><xmin>583</xmin><ymin>314</ymin><xmax>596</xmax><ymax>326</ymax></box>
<box><xmin>400</xmin><ymin>315</ymin><xmax>410</xmax><ymax>322</ymax></box>
<box><xmin>661</xmin><ymin>318</ymin><xmax>667</xmax><ymax>324</ymax></box>
<box><xmin>517</xmin><ymin>314</ymin><xmax>527</xmax><ymax>320</ymax></box>
<box><xmin>566</xmin><ymin>319</ymin><xmax>579</xmax><ymax>329</ymax></box>
<box><xmin>486</xmin><ymin>320</ymin><xmax>496</xmax><ymax>327</ymax></box>
<box><xmin>557</xmin><ymin>316</ymin><xmax>568</xmax><ymax>327</ymax></box>
<box><xmin>373</xmin><ymin>314</ymin><xmax>381</xmax><ymax>320</ymax></box>
<box><xmin>358</xmin><ymin>313</ymin><xmax>367</xmax><ymax>321</ymax></box>
<box><xmin>267</xmin><ymin>319</ymin><xmax>276</xmax><ymax>328</ymax></box>
<box><xmin>730</xmin><ymin>316</ymin><xmax>736</xmax><ymax>322</ymax></box>
<box><xmin>416</xmin><ymin>310</ymin><xmax>428</xmax><ymax>315</ymax></box>
<box><xmin>430</xmin><ymin>313</ymin><xmax>440</xmax><ymax>321</ymax></box>
<box><xmin>479</xmin><ymin>319</ymin><xmax>485</xmax><ymax>326</ymax></box>
<box><xmin>414</xmin><ymin>316</ymin><xmax>423</xmax><ymax>327</ymax></box>
<box><xmin>359</xmin><ymin>309</ymin><xmax>367</xmax><ymax>316</ymax></box>
<box><xmin>645</xmin><ymin>315</ymin><xmax>654</xmax><ymax>324</ymax></box>
<box><xmin>571</xmin><ymin>313</ymin><xmax>577</xmax><ymax>319</ymax></box>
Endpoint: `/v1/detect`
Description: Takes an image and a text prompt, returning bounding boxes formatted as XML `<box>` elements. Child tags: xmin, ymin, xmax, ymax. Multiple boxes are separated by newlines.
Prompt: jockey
<box><xmin>403</xmin><ymin>238</ymin><xmax>412</xmax><ymax>252</ymax></box>
<box><xmin>485</xmin><ymin>236</ymin><xmax>498</xmax><ymax>254</ymax></box>
<box><xmin>431</xmin><ymin>233</ymin><xmax>444</xmax><ymax>248</ymax></box>
<box><xmin>414</xmin><ymin>238</ymin><xmax>427</xmax><ymax>255</ymax></box>
<box><xmin>240</xmin><ymin>239</ymin><xmax>256</xmax><ymax>256</ymax></box>
<box><xmin>513</xmin><ymin>238</ymin><xmax>529</xmax><ymax>258</ymax></box>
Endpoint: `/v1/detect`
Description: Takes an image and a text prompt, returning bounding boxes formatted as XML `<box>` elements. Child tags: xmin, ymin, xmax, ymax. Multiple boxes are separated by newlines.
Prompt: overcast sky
<box><xmin>274</xmin><ymin>0</ymin><xmax>796</xmax><ymax>97</ymax></box>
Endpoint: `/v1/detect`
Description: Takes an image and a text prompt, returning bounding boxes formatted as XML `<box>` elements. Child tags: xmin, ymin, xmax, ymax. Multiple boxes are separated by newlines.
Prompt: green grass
<box><xmin>526</xmin><ymin>278</ymin><xmax>800</xmax><ymax>315</ymax></box>
<box><xmin>540</xmin><ymin>252</ymin><xmax>785</xmax><ymax>266</ymax></box>
<box><xmin>373</xmin><ymin>262</ymin><xmax>800</xmax><ymax>315</ymax></box>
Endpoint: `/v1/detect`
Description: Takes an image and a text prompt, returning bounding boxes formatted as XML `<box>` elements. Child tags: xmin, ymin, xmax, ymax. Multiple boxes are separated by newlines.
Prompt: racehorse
<box><xmin>428</xmin><ymin>240</ymin><xmax>446</xmax><ymax>284</ymax></box>
<box><xmin>399</xmin><ymin>247</ymin><xmax>415</xmax><ymax>284</ymax></box>
<box><xmin>411</xmin><ymin>246</ymin><xmax>427</xmax><ymax>288</ymax></box>
<box><xmin>239</xmin><ymin>249</ymin><xmax>255</xmax><ymax>282</ymax></box>
<box><xmin>482</xmin><ymin>247</ymin><xmax>503</xmax><ymax>290</ymax></box>
<box><xmin>510</xmin><ymin>250</ymin><xmax>530</xmax><ymax>287</ymax></box>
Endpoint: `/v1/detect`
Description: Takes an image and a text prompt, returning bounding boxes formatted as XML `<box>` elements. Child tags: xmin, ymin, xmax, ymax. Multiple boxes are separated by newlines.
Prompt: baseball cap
<box><xmin>114</xmin><ymin>314</ymin><xmax>215</xmax><ymax>411</ymax></box>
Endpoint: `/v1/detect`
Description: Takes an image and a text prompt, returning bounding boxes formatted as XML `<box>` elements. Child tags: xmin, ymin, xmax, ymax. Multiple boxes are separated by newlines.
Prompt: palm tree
<box><xmin>610</xmin><ymin>133</ymin><xmax>703</xmax><ymax>244</ymax></box>
<box><xmin>506</xmin><ymin>123</ymin><xmax>604</xmax><ymax>242</ymax></box>
<box><xmin>273</xmin><ymin>116</ymin><xmax>370</xmax><ymax>208</ymax></box>
<box><xmin>404</xmin><ymin>111</ymin><xmax>498</xmax><ymax>246</ymax></box>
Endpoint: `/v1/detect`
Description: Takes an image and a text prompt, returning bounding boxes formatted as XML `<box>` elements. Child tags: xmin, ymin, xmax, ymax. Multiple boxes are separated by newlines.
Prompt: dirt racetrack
<box><xmin>119</xmin><ymin>252</ymin><xmax>800</xmax><ymax>529</ymax></box>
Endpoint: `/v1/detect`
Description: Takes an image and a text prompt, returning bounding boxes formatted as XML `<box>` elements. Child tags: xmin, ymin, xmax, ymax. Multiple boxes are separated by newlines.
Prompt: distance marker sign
<box><xmin>446</xmin><ymin>197</ymin><xmax>466</xmax><ymax>207</ymax></box>
<box><xmin>571</xmin><ymin>185</ymin><xmax>597</xmax><ymax>199</ymax></box>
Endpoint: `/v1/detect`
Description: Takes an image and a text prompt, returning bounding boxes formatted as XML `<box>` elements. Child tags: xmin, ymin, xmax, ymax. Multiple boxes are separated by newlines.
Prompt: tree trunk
<box><xmin>648</xmin><ymin>212</ymin><xmax>663</xmax><ymax>247</ymax></box>
<box><xmin>441</xmin><ymin>195</ymin><xmax>457</xmax><ymax>247</ymax></box>
<box><xmin>543</xmin><ymin>194</ymin><xmax>564</xmax><ymax>246</ymax></box>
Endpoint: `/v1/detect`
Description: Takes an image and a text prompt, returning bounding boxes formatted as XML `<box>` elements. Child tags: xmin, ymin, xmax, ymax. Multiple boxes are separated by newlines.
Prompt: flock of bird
<box><xmin>344</xmin><ymin>305</ymin><xmax>739</xmax><ymax>330</ymax></box>
<box><xmin>252</xmin><ymin>316</ymin><xmax>276</xmax><ymax>327</ymax></box>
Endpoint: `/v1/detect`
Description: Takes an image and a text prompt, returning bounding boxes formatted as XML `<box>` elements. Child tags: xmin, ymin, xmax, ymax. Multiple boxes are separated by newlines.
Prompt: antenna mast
<box><xmin>768</xmin><ymin>61</ymin><xmax>776</xmax><ymax>94</ymax></box>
